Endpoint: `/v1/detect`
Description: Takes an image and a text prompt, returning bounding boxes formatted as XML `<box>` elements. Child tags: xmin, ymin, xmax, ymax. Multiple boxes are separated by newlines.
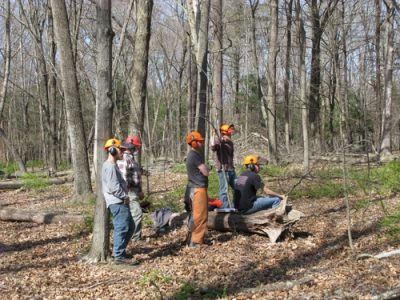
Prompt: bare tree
<box><xmin>308</xmin><ymin>0</ymin><xmax>339</xmax><ymax>148</ymax></box>
<box><xmin>50</xmin><ymin>0</ymin><xmax>92</xmax><ymax>199</ymax></box>
<box><xmin>0</xmin><ymin>0</ymin><xmax>26</xmax><ymax>173</ymax></box>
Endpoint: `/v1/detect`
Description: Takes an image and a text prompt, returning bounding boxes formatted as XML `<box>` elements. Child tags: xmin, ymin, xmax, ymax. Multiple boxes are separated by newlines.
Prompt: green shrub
<box><xmin>70</xmin><ymin>213</ymin><xmax>94</xmax><ymax>235</ymax></box>
<box><xmin>57</xmin><ymin>160</ymin><xmax>71</xmax><ymax>171</ymax></box>
<box><xmin>174</xmin><ymin>282</ymin><xmax>227</xmax><ymax>300</ymax></box>
<box><xmin>21</xmin><ymin>173</ymin><xmax>49</xmax><ymax>190</ymax></box>
<box><xmin>292</xmin><ymin>181</ymin><xmax>344</xmax><ymax>199</ymax></box>
<box><xmin>372</xmin><ymin>161</ymin><xmax>400</xmax><ymax>194</ymax></box>
<box><xmin>1</xmin><ymin>162</ymin><xmax>18</xmax><ymax>175</ymax></box>
<box><xmin>314</xmin><ymin>167</ymin><xmax>343</xmax><ymax>178</ymax></box>
<box><xmin>171</xmin><ymin>163</ymin><xmax>186</xmax><ymax>174</ymax></box>
<box><xmin>380</xmin><ymin>204</ymin><xmax>400</xmax><ymax>240</ymax></box>
<box><xmin>26</xmin><ymin>160</ymin><xmax>44</xmax><ymax>169</ymax></box>
<box><xmin>352</xmin><ymin>198</ymin><xmax>371</xmax><ymax>210</ymax></box>
<box><xmin>139</xmin><ymin>270</ymin><xmax>172</xmax><ymax>299</ymax></box>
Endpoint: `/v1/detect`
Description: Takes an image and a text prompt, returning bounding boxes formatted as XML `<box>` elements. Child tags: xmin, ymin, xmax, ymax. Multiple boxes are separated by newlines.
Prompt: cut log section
<box><xmin>0</xmin><ymin>207</ymin><xmax>84</xmax><ymax>224</ymax></box>
<box><xmin>207</xmin><ymin>197</ymin><xmax>304</xmax><ymax>243</ymax></box>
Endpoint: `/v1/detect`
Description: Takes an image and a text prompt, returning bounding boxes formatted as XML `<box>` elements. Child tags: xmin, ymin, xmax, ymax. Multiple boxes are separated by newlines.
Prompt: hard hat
<box><xmin>104</xmin><ymin>138</ymin><xmax>126</xmax><ymax>150</ymax></box>
<box><xmin>186</xmin><ymin>131</ymin><xmax>204</xmax><ymax>145</ymax></box>
<box><xmin>243</xmin><ymin>155</ymin><xmax>268</xmax><ymax>166</ymax></box>
<box><xmin>220</xmin><ymin>123</ymin><xmax>234</xmax><ymax>135</ymax></box>
<box><xmin>125</xmin><ymin>135</ymin><xmax>141</xmax><ymax>147</ymax></box>
<box><xmin>243</xmin><ymin>155</ymin><xmax>258</xmax><ymax>166</ymax></box>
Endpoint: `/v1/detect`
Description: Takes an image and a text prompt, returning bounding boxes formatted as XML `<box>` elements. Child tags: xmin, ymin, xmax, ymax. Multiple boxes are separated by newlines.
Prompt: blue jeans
<box><xmin>217</xmin><ymin>170</ymin><xmax>236</xmax><ymax>208</ymax></box>
<box><xmin>109</xmin><ymin>203</ymin><xmax>134</xmax><ymax>259</ymax></box>
<box><xmin>245</xmin><ymin>196</ymin><xmax>281</xmax><ymax>214</ymax></box>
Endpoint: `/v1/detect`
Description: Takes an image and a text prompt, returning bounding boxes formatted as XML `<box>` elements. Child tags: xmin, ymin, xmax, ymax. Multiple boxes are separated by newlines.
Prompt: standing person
<box><xmin>102</xmin><ymin>138</ymin><xmax>136</xmax><ymax>264</ymax></box>
<box><xmin>185</xmin><ymin>131</ymin><xmax>210</xmax><ymax>247</ymax></box>
<box><xmin>210</xmin><ymin>123</ymin><xmax>236</xmax><ymax>208</ymax></box>
<box><xmin>117</xmin><ymin>135</ymin><xmax>144</xmax><ymax>241</ymax></box>
<box><xmin>234</xmin><ymin>155</ymin><xmax>285</xmax><ymax>214</ymax></box>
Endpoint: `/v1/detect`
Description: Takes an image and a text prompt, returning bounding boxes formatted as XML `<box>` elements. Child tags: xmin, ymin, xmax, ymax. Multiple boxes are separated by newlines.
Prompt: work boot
<box><xmin>113</xmin><ymin>257</ymin><xmax>139</xmax><ymax>265</ymax></box>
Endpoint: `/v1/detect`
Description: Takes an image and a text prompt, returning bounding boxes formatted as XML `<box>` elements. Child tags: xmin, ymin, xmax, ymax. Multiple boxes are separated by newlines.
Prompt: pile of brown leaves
<box><xmin>0</xmin><ymin>173</ymin><xmax>399</xmax><ymax>299</ymax></box>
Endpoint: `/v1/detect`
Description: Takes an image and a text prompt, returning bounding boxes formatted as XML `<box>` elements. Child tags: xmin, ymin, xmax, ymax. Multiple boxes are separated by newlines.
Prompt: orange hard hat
<box><xmin>220</xmin><ymin>123</ymin><xmax>234</xmax><ymax>135</ymax></box>
<box><xmin>125</xmin><ymin>134</ymin><xmax>141</xmax><ymax>147</ymax></box>
<box><xmin>186</xmin><ymin>131</ymin><xmax>204</xmax><ymax>145</ymax></box>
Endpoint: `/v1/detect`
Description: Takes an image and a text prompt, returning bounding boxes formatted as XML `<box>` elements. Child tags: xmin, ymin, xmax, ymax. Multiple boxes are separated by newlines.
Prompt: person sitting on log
<box><xmin>234</xmin><ymin>155</ymin><xmax>284</xmax><ymax>214</ymax></box>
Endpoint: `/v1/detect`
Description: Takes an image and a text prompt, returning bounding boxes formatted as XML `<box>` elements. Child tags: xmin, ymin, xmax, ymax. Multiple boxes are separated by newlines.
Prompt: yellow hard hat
<box><xmin>104</xmin><ymin>138</ymin><xmax>126</xmax><ymax>150</ymax></box>
<box><xmin>243</xmin><ymin>155</ymin><xmax>268</xmax><ymax>165</ymax></box>
<box><xmin>220</xmin><ymin>123</ymin><xmax>234</xmax><ymax>134</ymax></box>
<box><xmin>243</xmin><ymin>155</ymin><xmax>258</xmax><ymax>165</ymax></box>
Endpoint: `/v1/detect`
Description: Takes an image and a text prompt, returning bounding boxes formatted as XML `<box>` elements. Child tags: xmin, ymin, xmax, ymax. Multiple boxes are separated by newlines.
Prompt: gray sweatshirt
<box><xmin>102</xmin><ymin>160</ymin><xmax>128</xmax><ymax>208</ymax></box>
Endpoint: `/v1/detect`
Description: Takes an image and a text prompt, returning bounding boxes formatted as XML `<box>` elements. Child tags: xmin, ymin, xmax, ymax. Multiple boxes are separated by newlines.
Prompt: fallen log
<box><xmin>0</xmin><ymin>207</ymin><xmax>84</xmax><ymax>224</ymax></box>
<box><xmin>0</xmin><ymin>177</ymin><xmax>70</xmax><ymax>190</ymax></box>
<box><xmin>207</xmin><ymin>197</ymin><xmax>304</xmax><ymax>243</ymax></box>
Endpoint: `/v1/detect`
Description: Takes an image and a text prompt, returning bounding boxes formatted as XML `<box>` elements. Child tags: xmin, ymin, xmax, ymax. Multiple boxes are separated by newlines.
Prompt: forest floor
<box><xmin>0</xmin><ymin>168</ymin><xmax>400</xmax><ymax>299</ymax></box>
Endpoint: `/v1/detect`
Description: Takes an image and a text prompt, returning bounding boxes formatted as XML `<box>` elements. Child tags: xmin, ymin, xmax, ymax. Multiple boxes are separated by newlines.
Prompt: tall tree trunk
<box><xmin>187</xmin><ymin>36</ymin><xmax>197</xmax><ymax>133</ymax></box>
<box><xmin>266</xmin><ymin>0</ymin><xmax>278</xmax><ymax>163</ymax></box>
<box><xmin>87</xmin><ymin>0</ymin><xmax>114</xmax><ymax>263</ymax></box>
<box><xmin>249</xmin><ymin>0</ymin><xmax>268</xmax><ymax>139</ymax></box>
<box><xmin>379</xmin><ymin>0</ymin><xmax>394</xmax><ymax>159</ymax></box>
<box><xmin>309</xmin><ymin>0</ymin><xmax>322</xmax><ymax>146</ymax></box>
<box><xmin>187</xmin><ymin>0</ymin><xmax>211</xmax><ymax>153</ymax></box>
<box><xmin>284</xmin><ymin>0</ymin><xmax>293</xmax><ymax>154</ymax></box>
<box><xmin>296</xmin><ymin>0</ymin><xmax>309</xmax><ymax>173</ymax></box>
<box><xmin>196</xmin><ymin>0</ymin><xmax>211</xmax><ymax>139</ymax></box>
<box><xmin>129</xmin><ymin>0</ymin><xmax>153</xmax><ymax>139</ymax></box>
<box><xmin>50</xmin><ymin>0</ymin><xmax>92</xmax><ymax>199</ymax></box>
<box><xmin>308</xmin><ymin>0</ymin><xmax>339</xmax><ymax>150</ymax></box>
<box><xmin>211</xmin><ymin>0</ymin><xmax>223</xmax><ymax>125</ymax></box>
<box><xmin>375</xmin><ymin>0</ymin><xmax>382</xmax><ymax>150</ymax></box>
<box><xmin>47</xmin><ymin>1</ymin><xmax>58</xmax><ymax>172</ymax></box>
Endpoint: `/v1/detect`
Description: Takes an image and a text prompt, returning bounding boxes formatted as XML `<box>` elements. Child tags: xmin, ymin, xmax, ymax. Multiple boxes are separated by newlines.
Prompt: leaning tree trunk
<box><xmin>86</xmin><ymin>0</ymin><xmax>114</xmax><ymax>263</ymax></box>
<box><xmin>50</xmin><ymin>0</ymin><xmax>92</xmax><ymax>199</ymax></box>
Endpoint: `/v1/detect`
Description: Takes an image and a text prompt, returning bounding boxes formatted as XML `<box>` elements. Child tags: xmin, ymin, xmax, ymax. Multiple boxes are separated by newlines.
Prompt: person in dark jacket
<box><xmin>234</xmin><ymin>155</ymin><xmax>284</xmax><ymax>214</ymax></box>
<box><xmin>185</xmin><ymin>131</ymin><xmax>210</xmax><ymax>247</ymax></box>
<box><xmin>210</xmin><ymin>123</ymin><xmax>236</xmax><ymax>208</ymax></box>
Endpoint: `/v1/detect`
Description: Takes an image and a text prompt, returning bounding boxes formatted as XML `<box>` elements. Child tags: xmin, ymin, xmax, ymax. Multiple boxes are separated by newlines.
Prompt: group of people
<box><xmin>100</xmin><ymin>124</ymin><xmax>285</xmax><ymax>264</ymax></box>
<box><xmin>185</xmin><ymin>123</ymin><xmax>285</xmax><ymax>248</ymax></box>
<box><xmin>102</xmin><ymin>135</ymin><xmax>144</xmax><ymax>265</ymax></box>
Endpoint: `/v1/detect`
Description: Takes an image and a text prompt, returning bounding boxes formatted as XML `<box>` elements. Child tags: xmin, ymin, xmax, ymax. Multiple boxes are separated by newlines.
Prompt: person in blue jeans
<box><xmin>210</xmin><ymin>124</ymin><xmax>236</xmax><ymax>208</ymax></box>
<box><xmin>102</xmin><ymin>138</ymin><xmax>136</xmax><ymax>265</ymax></box>
<box><xmin>234</xmin><ymin>155</ymin><xmax>285</xmax><ymax>214</ymax></box>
